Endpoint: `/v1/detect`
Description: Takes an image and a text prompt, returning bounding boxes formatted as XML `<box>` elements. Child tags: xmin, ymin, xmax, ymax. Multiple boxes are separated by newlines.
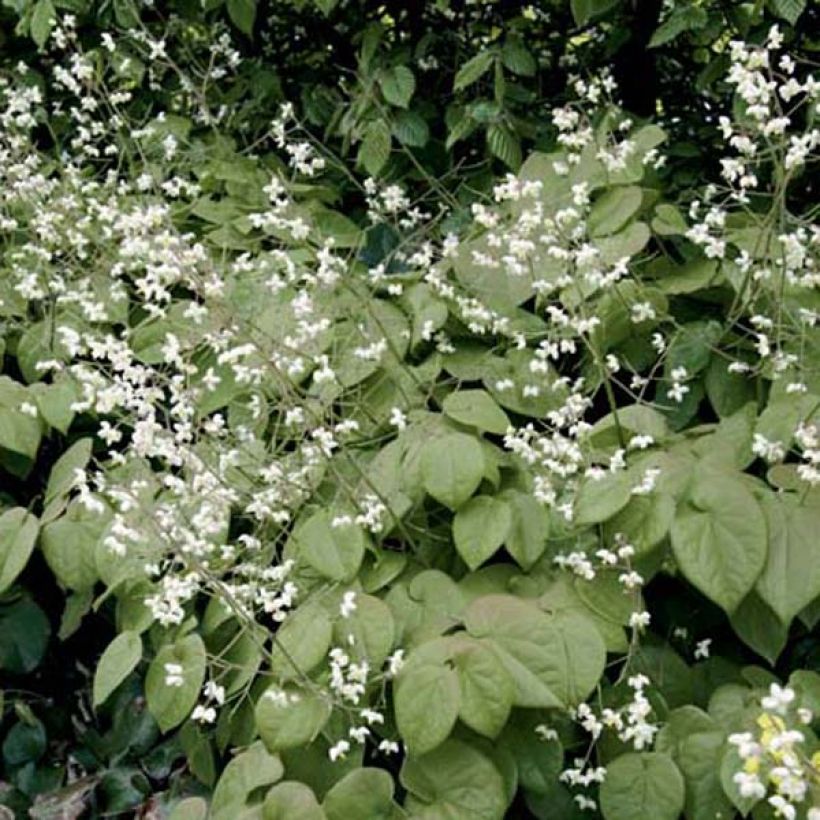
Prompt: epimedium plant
<box><xmin>0</xmin><ymin>3</ymin><xmax>819</xmax><ymax>820</ymax></box>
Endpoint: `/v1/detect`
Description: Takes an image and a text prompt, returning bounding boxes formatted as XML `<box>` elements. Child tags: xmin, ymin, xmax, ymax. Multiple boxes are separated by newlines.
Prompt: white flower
<box><xmin>761</xmin><ymin>683</ymin><xmax>795</xmax><ymax>715</ymax></box>
<box><xmin>339</xmin><ymin>591</ymin><xmax>357</xmax><ymax>618</ymax></box>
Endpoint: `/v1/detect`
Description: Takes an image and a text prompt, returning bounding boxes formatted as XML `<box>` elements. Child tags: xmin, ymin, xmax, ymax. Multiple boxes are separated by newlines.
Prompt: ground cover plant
<box><xmin>0</xmin><ymin>0</ymin><xmax>819</xmax><ymax>817</ymax></box>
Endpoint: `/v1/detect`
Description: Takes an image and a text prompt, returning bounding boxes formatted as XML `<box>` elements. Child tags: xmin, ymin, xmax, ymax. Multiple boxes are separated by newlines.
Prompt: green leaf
<box><xmin>465</xmin><ymin>596</ymin><xmax>605</xmax><ymax>707</ymax></box>
<box><xmin>270</xmin><ymin>601</ymin><xmax>333</xmax><ymax>679</ymax></box>
<box><xmin>651</xmin><ymin>203</ymin><xmax>689</xmax><ymax>236</ymax></box>
<box><xmin>145</xmin><ymin>634</ymin><xmax>207</xmax><ymax>732</ymax></box>
<box><xmin>395</xmin><ymin>661</ymin><xmax>460</xmax><ymax>754</ymax></box>
<box><xmin>41</xmin><ymin>502</ymin><xmax>108</xmax><ymax>591</ymax></box>
<box><xmin>486</xmin><ymin>124</ymin><xmax>521</xmax><ymax>169</ymax></box>
<box><xmin>226</xmin><ymin>0</ymin><xmax>256</xmax><ymax>35</ymax></box>
<box><xmin>334</xmin><ymin>593</ymin><xmax>394</xmax><ymax>668</ymax></box>
<box><xmin>454</xmin><ymin>51</ymin><xmax>495</xmax><ymax>91</ymax></box>
<box><xmin>574</xmin><ymin>470</ymin><xmax>633</xmax><ymax>526</ymax></box>
<box><xmin>648</xmin><ymin>6</ymin><xmax>708</xmax><ymax>48</ymax></box>
<box><xmin>453</xmin><ymin>495</ymin><xmax>512</xmax><ymax>570</ymax></box>
<box><xmin>720</xmin><ymin>744</ymin><xmax>762</xmax><ymax>816</ymax></box>
<box><xmin>323</xmin><ymin>768</ymin><xmax>395</xmax><ymax>820</ymax></box>
<box><xmin>755</xmin><ymin>493</ymin><xmax>820</xmax><ymax>626</ymax></box>
<box><xmin>169</xmin><ymin>797</ymin><xmax>209</xmax><ymax>820</ymax></box>
<box><xmin>255</xmin><ymin>686</ymin><xmax>331</xmax><ymax>752</ymax></box>
<box><xmin>600</xmin><ymin>752</ymin><xmax>685</xmax><ymax>820</ymax></box>
<box><xmin>767</xmin><ymin>0</ymin><xmax>806</xmax><ymax>25</ymax></box>
<box><xmin>30</xmin><ymin>0</ymin><xmax>55</xmax><ymax>48</ymax></box>
<box><xmin>442</xmin><ymin>389</ymin><xmax>510</xmax><ymax>435</ymax></box>
<box><xmin>502</xmin><ymin>490</ymin><xmax>549</xmax><ymax>570</ymax></box>
<box><xmin>292</xmin><ymin>510</ymin><xmax>367</xmax><ymax>581</ymax></box>
<box><xmin>0</xmin><ymin>508</ymin><xmax>39</xmax><ymax>594</ymax></box>
<box><xmin>704</xmin><ymin>355</ymin><xmax>756</xmax><ymax>418</ymax></box>
<box><xmin>730</xmin><ymin>590</ymin><xmax>788</xmax><ymax>665</ymax></box>
<box><xmin>45</xmin><ymin>438</ymin><xmax>92</xmax><ymax>507</ymax></box>
<box><xmin>359</xmin><ymin>119</ymin><xmax>391</xmax><ymax>177</ymax></box>
<box><xmin>32</xmin><ymin>379</ymin><xmax>77</xmax><ymax>433</ymax></box>
<box><xmin>0</xmin><ymin>407</ymin><xmax>41</xmax><ymax>462</ymax></box>
<box><xmin>501</xmin><ymin>37</ymin><xmax>536</xmax><ymax>76</ymax></box>
<box><xmin>666</xmin><ymin>320</ymin><xmax>723</xmax><ymax>377</ymax></box>
<box><xmin>211</xmin><ymin>741</ymin><xmax>284</xmax><ymax>820</ymax></box>
<box><xmin>499</xmin><ymin>711</ymin><xmax>563</xmax><ymax>796</ymax></box>
<box><xmin>93</xmin><ymin>631</ymin><xmax>142</xmax><ymax>707</ymax></box>
<box><xmin>677</xmin><ymin>731</ymin><xmax>733</xmax><ymax>820</ymax></box>
<box><xmin>420</xmin><ymin>432</ymin><xmax>485</xmax><ymax>510</ymax></box>
<box><xmin>453</xmin><ymin>639</ymin><xmax>513</xmax><ymax>738</ymax></box>
<box><xmin>264</xmin><ymin>782</ymin><xmax>324</xmax><ymax>820</ymax></box>
<box><xmin>570</xmin><ymin>0</ymin><xmax>619</xmax><ymax>26</ymax></box>
<box><xmin>400</xmin><ymin>738</ymin><xmax>507</xmax><ymax>820</ymax></box>
<box><xmin>392</xmin><ymin>110</ymin><xmax>429</xmax><ymax>147</ymax></box>
<box><xmin>604</xmin><ymin>493</ymin><xmax>674</xmax><ymax>555</ymax></box>
<box><xmin>0</xmin><ymin>597</ymin><xmax>50</xmax><ymax>673</ymax></box>
<box><xmin>670</xmin><ymin>472</ymin><xmax>767</xmax><ymax>613</ymax></box>
<box><xmin>380</xmin><ymin>65</ymin><xmax>416</xmax><ymax>108</ymax></box>
<box><xmin>2</xmin><ymin>718</ymin><xmax>46</xmax><ymax>766</ymax></box>
<box><xmin>58</xmin><ymin>588</ymin><xmax>93</xmax><ymax>640</ymax></box>
<box><xmin>588</xmin><ymin>186</ymin><xmax>643</xmax><ymax>237</ymax></box>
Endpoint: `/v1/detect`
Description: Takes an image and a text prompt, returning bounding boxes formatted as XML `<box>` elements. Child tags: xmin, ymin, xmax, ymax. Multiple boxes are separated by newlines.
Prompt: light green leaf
<box><xmin>453</xmin><ymin>495</ymin><xmax>512</xmax><ymax>570</ymax></box>
<box><xmin>502</xmin><ymin>490</ymin><xmax>549</xmax><ymax>570</ymax></box>
<box><xmin>420</xmin><ymin>432</ymin><xmax>485</xmax><ymax>510</ymax></box>
<box><xmin>651</xmin><ymin>203</ymin><xmax>689</xmax><ymax>236</ymax></box>
<box><xmin>168</xmin><ymin>797</ymin><xmax>209</xmax><ymax>820</ymax></box>
<box><xmin>465</xmin><ymin>595</ymin><xmax>605</xmax><ymax>707</ymax></box>
<box><xmin>453</xmin><ymin>639</ymin><xmax>513</xmax><ymax>738</ymax></box>
<box><xmin>454</xmin><ymin>51</ymin><xmax>495</xmax><ymax>91</ymax></box>
<box><xmin>395</xmin><ymin>661</ymin><xmax>460</xmax><ymax>754</ymax></box>
<box><xmin>45</xmin><ymin>438</ymin><xmax>92</xmax><ymax>507</ymax></box>
<box><xmin>588</xmin><ymin>186</ymin><xmax>643</xmax><ymax>237</ymax></box>
<box><xmin>145</xmin><ymin>634</ymin><xmax>207</xmax><ymax>732</ymax></box>
<box><xmin>30</xmin><ymin>0</ymin><xmax>55</xmax><ymax>48</ymax></box>
<box><xmin>359</xmin><ymin>119</ymin><xmax>391</xmax><ymax>177</ymax></box>
<box><xmin>292</xmin><ymin>511</ymin><xmax>367</xmax><ymax>581</ymax></box>
<box><xmin>604</xmin><ymin>492</ymin><xmax>674</xmax><ymax>555</ymax></box>
<box><xmin>0</xmin><ymin>408</ymin><xmax>41</xmax><ymax>461</ymax></box>
<box><xmin>264</xmin><ymin>781</ymin><xmax>324</xmax><ymax>820</ymax></box>
<box><xmin>400</xmin><ymin>738</ymin><xmax>507</xmax><ymax>820</ymax></box>
<box><xmin>93</xmin><ymin>631</ymin><xmax>142</xmax><ymax>707</ymax></box>
<box><xmin>270</xmin><ymin>602</ymin><xmax>332</xmax><ymax>680</ymax></box>
<box><xmin>600</xmin><ymin>752</ymin><xmax>685</xmax><ymax>820</ymax></box>
<box><xmin>574</xmin><ymin>471</ymin><xmax>633</xmax><ymax>526</ymax></box>
<box><xmin>255</xmin><ymin>686</ymin><xmax>331</xmax><ymax>752</ymax></box>
<box><xmin>756</xmin><ymin>493</ymin><xmax>820</xmax><ymax>626</ymax></box>
<box><xmin>670</xmin><ymin>472</ymin><xmax>767</xmax><ymax>613</ymax></box>
<box><xmin>211</xmin><ymin>741</ymin><xmax>284</xmax><ymax>820</ymax></box>
<box><xmin>333</xmin><ymin>593</ymin><xmax>394</xmax><ymax>668</ymax></box>
<box><xmin>380</xmin><ymin>65</ymin><xmax>416</xmax><ymax>108</ymax></box>
<box><xmin>0</xmin><ymin>508</ymin><xmax>38</xmax><ymax>595</ymax></box>
<box><xmin>323</xmin><ymin>768</ymin><xmax>395</xmax><ymax>820</ymax></box>
<box><xmin>442</xmin><ymin>390</ymin><xmax>510</xmax><ymax>435</ymax></box>
<box><xmin>32</xmin><ymin>379</ymin><xmax>77</xmax><ymax>434</ymax></box>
